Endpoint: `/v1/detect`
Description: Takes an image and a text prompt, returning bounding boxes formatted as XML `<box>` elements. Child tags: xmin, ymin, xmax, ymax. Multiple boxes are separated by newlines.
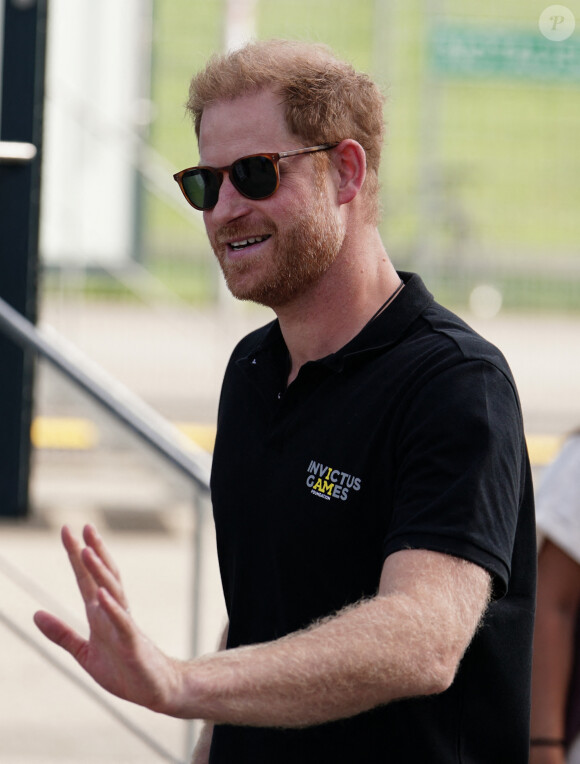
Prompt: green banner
<box><xmin>430</xmin><ymin>24</ymin><xmax>580</xmax><ymax>82</ymax></box>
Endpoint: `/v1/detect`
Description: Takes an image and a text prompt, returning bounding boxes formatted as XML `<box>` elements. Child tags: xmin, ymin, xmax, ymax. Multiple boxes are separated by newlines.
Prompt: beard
<box><xmin>210</xmin><ymin>184</ymin><xmax>346</xmax><ymax>309</ymax></box>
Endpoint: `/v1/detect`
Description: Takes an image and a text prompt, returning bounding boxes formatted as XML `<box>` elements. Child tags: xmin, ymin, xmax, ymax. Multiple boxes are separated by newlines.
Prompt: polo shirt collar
<box><xmin>240</xmin><ymin>271</ymin><xmax>433</xmax><ymax>375</ymax></box>
<box><xmin>335</xmin><ymin>271</ymin><xmax>433</xmax><ymax>360</ymax></box>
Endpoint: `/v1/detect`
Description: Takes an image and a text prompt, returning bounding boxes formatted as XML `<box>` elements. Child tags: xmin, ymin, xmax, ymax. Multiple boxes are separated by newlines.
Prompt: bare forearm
<box><xmin>531</xmin><ymin>540</ymin><xmax>580</xmax><ymax>752</ymax></box>
<box><xmin>170</xmin><ymin>585</ymin><xmax>484</xmax><ymax>728</ymax></box>
<box><xmin>530</xmin><ymin>539</ymin><xmax>580</xmax><ymax>763</ymax></box>
<box><xmin>190</xmin><ymin>622</ymin><xmax>229</xmax><ymax>764</ymax></box>
<box><xmin>34</xmin><ymin>530</ymin><xmax>489</xmax><ymax>734</ymax></box>
<box><xmin>531</xmin><ymin>607</ymin><xmax>574</xmax><ymax>739</ymax></box>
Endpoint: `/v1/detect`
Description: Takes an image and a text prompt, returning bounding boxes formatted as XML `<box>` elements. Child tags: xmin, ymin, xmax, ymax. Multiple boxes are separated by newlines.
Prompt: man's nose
<box><xmin>209</xmin><ymin>173</ymin><xmax>252</xmax><ymax>221</ymax></box>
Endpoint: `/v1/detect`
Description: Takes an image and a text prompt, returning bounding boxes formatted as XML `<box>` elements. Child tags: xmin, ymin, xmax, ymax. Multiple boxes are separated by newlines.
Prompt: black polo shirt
<box><xmin>209</xmin><ymin>272</ymin><xmax>536</xmax><ymax>763</ymax></box>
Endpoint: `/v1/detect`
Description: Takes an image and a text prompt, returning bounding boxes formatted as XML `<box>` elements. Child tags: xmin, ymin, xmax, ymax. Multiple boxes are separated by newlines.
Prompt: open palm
<box><xmin>33</xmin><ymin>524</ymin><xmax>180</xmax><ymax>714</ymax></box>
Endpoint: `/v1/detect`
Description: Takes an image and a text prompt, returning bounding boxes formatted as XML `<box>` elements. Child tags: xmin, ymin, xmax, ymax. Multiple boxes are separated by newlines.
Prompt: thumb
<box><xmin>33</xmin><ymin>610</ymin><xmax>86</xmax><ymax>660</ymax></box>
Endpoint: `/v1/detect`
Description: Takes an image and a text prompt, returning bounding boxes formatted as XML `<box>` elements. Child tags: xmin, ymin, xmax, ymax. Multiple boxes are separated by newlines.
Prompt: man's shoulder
<box><xmin>378</xmin><ymin>273</ymin><xmax>511</xmax><ymax>375</ymax></box>
<box><xmin>420</xmin><ymin>301</ymin><xmax>511</xmax><ymax>372</ymax></box>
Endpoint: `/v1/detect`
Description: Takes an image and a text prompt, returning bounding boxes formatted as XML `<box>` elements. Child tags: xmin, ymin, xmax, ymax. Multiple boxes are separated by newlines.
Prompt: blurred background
<box><xmin>1</xmin><ymin>0</ymin><xmax>579</xmax><ymax>761</ymax></box>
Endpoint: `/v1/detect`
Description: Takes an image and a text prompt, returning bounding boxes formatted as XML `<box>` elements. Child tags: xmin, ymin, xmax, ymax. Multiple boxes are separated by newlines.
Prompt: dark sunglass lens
<box><xmin>232</xmin><ymin>156</ymin><xmax>278</xmax><ymax>199</ymax></box>
<box><xmin>182</xmin><ymin>169</ymin><xmax>220</xmax><ymax>210</ymax></box>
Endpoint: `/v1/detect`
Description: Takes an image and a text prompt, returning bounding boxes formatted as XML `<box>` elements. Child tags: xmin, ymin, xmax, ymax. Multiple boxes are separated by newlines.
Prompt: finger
<box><xmin>33</xmin><ymin>610</ymin><xmax>87</xmax><ymax>661</ymax></box>
<box><xmin>61</xmin><ymin>525</ymin><xmax>99</xmax><ymax>604</ymax></box>
<box><xmin>97</xmin><ymin>587</ymin><xmax>134</xmax><ymax>639</ymax></box>
<box><xmin>82</xmin><ymin>546</ymin><xmax>130</xmax><ymax>612</ymax></box>
<box><xmin>83</xmin><ymin>524</ymin><xmax>122</xmax><ymax>583</ymax></box>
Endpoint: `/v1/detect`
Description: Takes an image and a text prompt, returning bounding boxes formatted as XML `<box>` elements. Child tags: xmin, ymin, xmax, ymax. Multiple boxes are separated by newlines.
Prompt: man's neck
<box><xmin>274</xmin><ymin>232</ymin><xmax>401</xmax><ymax>386</ymax></box>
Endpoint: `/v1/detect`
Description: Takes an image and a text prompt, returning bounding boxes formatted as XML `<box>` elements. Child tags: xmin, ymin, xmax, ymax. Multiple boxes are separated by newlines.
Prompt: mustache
<box><xmin>214</xmin><ymin>221</ymin><xmax>276</xmax><ymax>245</ymax></box>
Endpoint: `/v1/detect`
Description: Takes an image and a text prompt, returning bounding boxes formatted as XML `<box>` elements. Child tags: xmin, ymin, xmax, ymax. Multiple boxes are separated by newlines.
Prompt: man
<box><xmin>34</xmin><ymin>40</ymin><xmax>536</xmax><ymax>763</ymax></box>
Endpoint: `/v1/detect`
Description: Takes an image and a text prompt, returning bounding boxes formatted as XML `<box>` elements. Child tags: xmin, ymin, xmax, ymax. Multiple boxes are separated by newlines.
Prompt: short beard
<box><xmin>213</xmin><ymin>181</ymin><xmax>346</xmax><ymax>309</ymax></box>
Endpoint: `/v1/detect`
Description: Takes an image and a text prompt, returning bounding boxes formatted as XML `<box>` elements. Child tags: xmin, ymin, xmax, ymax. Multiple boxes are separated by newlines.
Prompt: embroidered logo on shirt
<box><xmin>306</xmin><ymin>460</ymin><xmax>362</xmax><ymax>502</ymax></box>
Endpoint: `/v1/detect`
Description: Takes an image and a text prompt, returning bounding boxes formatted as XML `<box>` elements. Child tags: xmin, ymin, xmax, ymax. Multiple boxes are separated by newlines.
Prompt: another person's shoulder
<box><xmin>536</xmin><ymin>433</ymin><xmax>580</xmax><ymax>560</ymax></box>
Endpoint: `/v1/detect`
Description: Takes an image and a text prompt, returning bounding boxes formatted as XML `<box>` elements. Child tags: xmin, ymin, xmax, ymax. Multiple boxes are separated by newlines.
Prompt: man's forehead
<box><xmin>199</xmin><ymin>90</ymin><xmax>289</xmax><ymax>158</ymax></box>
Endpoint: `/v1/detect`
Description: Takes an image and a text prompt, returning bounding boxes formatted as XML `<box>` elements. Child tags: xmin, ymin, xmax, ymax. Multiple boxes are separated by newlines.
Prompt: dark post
<box><xmin>0</xmin><ymin>0</ymin><xmax>47</xmax><ymax>517</ymax></box>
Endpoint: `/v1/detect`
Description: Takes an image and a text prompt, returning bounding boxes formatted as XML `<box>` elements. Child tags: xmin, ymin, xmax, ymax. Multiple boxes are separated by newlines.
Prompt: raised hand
<box><xmin>33</xmin><ymin>524</ymin><xmax>182</xmax><ymax>714</ymax></box>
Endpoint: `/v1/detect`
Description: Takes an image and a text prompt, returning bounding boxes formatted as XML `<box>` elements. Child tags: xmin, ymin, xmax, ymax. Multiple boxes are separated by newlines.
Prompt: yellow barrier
<box><xmin>30</xmin><ymin>417</ymin><xmax>562</xmax><ymax>467</ymax></box>
<box><xmin>31</xmin><ymin>416</ymin><xmax>99</xmax><ymax>451</ymax></box>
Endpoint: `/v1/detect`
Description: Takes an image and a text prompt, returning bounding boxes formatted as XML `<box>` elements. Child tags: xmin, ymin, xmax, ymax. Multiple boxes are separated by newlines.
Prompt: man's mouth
<box><xmin>229</xmin><ymin>234</ymin><xmax>271</xmax><ymax>252</ymax></box>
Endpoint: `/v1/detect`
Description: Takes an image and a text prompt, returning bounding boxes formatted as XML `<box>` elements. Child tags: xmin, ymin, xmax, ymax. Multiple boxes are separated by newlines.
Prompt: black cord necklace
<box><xmin>364</xmin><ymin>278</ymin><xmax>405</xmax><ymax>328</ymax></box>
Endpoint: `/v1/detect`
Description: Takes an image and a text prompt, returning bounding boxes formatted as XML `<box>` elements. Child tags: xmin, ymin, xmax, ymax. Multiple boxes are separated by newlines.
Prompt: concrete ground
<box><xmin>0</xmin><ymin>517</ymin><xmax>211</xmax><ymax>764</ymax></box>
<box><xmin>1</xmin><ymin>298</ymin><xmax>579</xmax><ymax>763</ymax></box>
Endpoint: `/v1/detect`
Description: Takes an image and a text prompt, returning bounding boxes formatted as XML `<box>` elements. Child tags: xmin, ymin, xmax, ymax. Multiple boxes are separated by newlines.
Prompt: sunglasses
<box><xmin>173</xmin><ymin>143</ymin><xmax>338</xmax><ymax>211</ymax></box>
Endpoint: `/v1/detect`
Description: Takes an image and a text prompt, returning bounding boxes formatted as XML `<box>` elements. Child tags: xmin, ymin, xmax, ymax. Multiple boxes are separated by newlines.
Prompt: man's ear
<box><xmin>332</xmin><ymin>139</ymin><xmax>367</xmax><ymax>206</ymax></box>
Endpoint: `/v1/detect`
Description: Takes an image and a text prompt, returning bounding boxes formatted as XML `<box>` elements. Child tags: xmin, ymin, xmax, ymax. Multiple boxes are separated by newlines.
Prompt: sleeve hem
<box><xmin>383</xmin><ymin>532</ymin><xmax>510</xmax><ymax>600</ymax></box>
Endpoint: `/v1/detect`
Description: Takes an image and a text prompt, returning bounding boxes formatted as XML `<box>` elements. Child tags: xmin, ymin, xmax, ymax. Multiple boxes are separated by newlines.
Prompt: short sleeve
<box><xmin>383</xmin><ymin>360</ymin><xmax>526</xmax><ymax>598</ymax></box>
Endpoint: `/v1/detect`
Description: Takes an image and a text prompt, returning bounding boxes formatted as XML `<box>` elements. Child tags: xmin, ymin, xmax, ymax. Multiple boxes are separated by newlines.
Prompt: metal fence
<box><xmin>137</xmin><ymin>0</ymin><xmax>580</xmax><ymax>313</ymax></box>
<box><xmin>0</xmin><ymin>295</ymin><xmax>218</xmax><ymax>762</ymax></box>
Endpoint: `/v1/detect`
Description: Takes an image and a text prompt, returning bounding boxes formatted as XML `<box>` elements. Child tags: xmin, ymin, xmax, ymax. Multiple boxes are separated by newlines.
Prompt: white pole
<box><xmin>223</xmin><ymin>0</ymin><xmax>257</xmax><ymax>52</ymax></box>
<box><xmin>216</xmin><ymin>0</ymin><xmax>259</xmax><ymax>313</ymax></box>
